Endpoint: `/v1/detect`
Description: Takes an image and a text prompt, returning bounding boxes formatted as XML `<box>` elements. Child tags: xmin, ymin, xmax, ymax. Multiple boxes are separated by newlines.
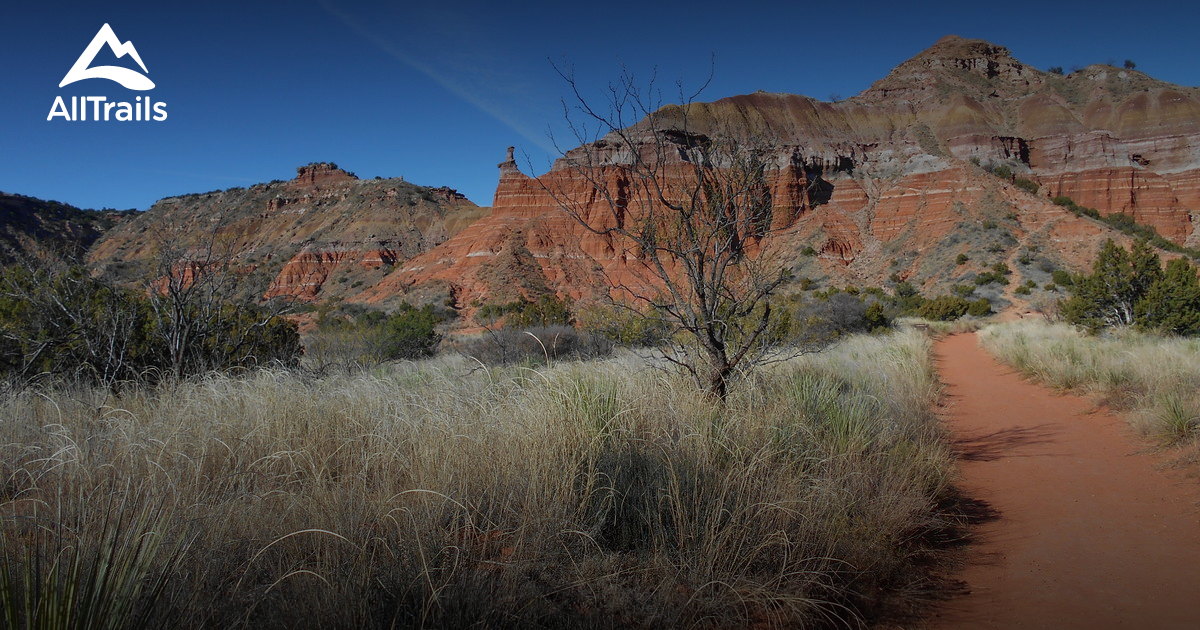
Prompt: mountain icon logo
<box><xmin>59</xmin><ymin>23</ymin><xmax>155</xmax><ymax>91</ymax></box>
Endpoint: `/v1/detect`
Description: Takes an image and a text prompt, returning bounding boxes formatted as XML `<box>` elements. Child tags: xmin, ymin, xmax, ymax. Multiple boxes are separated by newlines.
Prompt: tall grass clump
<box><xmin>0</xmin><ymin>330</ymin><xmax>957</xmax><ymax>628</ymax></box>
<box><xmin>979</xmin><ymin>319</ymin><xmax>1200</xmax><ymax>447</ymax></box>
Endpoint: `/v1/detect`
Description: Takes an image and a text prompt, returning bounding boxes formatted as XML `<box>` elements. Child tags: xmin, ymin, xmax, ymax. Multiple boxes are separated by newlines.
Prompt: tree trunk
<box><xmin>706</xmin><ymin>352</ymin><xmax>731</xmax><ymax>402</ymax></box>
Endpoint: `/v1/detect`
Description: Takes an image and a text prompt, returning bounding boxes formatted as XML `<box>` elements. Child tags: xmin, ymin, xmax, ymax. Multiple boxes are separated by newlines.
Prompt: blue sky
<box><xmin>2</xmin><ymin>0</ymin><xmax>1198</xmax><ymax>210</ymax></box>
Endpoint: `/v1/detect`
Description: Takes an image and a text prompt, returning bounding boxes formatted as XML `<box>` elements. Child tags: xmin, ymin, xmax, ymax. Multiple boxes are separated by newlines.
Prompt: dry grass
<box><xmin>896</xmin><ymin>317</ymin><xmax>988</xmax><ymax>336</ymax></box>
<box><xmin>979</xmin><ymin>320</ymin><xmax>1200</xmax><ymax>449</ymax></box>
<box><xmin>1</xmin><ymin>330</ymin><xmax>957</xmax><ymax>629</ymax></box>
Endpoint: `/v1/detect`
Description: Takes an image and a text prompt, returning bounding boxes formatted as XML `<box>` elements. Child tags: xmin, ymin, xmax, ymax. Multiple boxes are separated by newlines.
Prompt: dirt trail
<box><xmin>928</xmin><ymin>333</ymin><xmax>1200</xmax><ymax>629</ymax></box>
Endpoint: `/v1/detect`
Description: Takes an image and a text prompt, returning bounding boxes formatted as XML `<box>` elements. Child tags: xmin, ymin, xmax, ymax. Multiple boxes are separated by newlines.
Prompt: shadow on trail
<box><xmin>951</xmin><ymin>424</ymin><xmax>1059</xmax><ymax>461</ymax></box>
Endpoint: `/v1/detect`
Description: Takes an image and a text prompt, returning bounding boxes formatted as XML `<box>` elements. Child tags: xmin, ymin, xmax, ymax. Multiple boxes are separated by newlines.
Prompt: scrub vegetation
<box><xmin>0</xmin><ymin>329</ymin><xmax>964</xmax><ymax>629</ymax></box>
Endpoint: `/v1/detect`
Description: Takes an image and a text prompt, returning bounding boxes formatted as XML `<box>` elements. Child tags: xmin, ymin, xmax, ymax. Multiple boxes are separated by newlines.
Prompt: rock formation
<box><xmin>88</xmin><ymin>163</ymin><xmax>485</xmax><ymax>302</ymax></box>
<box><xmin>81</xmin><ymin>36</ymin><xmax>1200</xmax><ymax>321</ymax></box>
<box><xmin>358</xmin><ymin>35</ymin><xmax>1200</xmax><ymax>313</ymax></box>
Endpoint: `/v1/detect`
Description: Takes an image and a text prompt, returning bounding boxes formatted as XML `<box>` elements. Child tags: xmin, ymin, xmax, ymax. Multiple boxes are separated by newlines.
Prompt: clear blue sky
<box><xmin>2</xmin><ymin>0</ymin><xmax>1198</xmax><ymax>210</ymax></box>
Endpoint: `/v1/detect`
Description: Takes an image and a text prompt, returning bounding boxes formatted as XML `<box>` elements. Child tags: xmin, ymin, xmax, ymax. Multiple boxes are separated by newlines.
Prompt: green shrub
<box><xmin>955</xmin><ymin>253</ymin><xmax>969</xmax><ymax>265</ymax></box>
<box><xmin>578</xmin><ymin>304</ymin><xmax>671</xmax><ymax>347</ymax></box>
<box><xmin>916</xmin><ymin>295</ymin><xmax>971</xmax><ymax>321</ymax></box>
<box><xmin>1062</xmin><ymin>239</ymin><xmax>1200</xmax><ymax>334</ymax></box>
<box><xmin>952</xmin><ymin>284</ymin><xmax>976</xmax><ymax>298</ymax></box>
<box><xmin>864</xmin><ymin>302</ymin><xmax>889</xmax><ymax>330</ymax></box>
<box><xmin>800</xmin><ymin>245</ymin><xmax>817</xmax><ymax>256</ymax></box>
<box><xmin>478</xmin><ymin>295</ymin><xmax>573</xmax><ymax>328</ymax></box>
<box><xmin>1013</xmin><ymin>178</ymin><xmax>1040</xmax><ymax>195</ymax></box>
<box><xmin>381</xmin><ymin>303</ymin><xmax>443</xmax><ymax>359</ymax></box>
<box><xmin>1136</xmin><ymin>258</ymin><xmax>1200</xmax><ymax>335</ymax></box>
<box><xmin>1051</xmin><ymin>269</ymin><xmax>1074</xmax><ymax>287</ymax></box>
<box><xmin>967</xmin><ymin>298</ymin><xmax>992</xmax><ymax>317</ymax></box>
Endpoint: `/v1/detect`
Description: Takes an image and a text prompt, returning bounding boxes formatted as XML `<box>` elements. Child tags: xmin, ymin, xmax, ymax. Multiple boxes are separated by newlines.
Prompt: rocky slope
<box><xmin>80</xmin><ymin>36</ymin><xmax>1200</xmax><ymax>319</ymax></box>
<box><xmin>0</xmin><ymin>192</ymin><xmax>134</xmax><ymax>264</ymax></box>
<box><xmin>359</xmin><ymin>36</ymin><xmax>1200</xmax><ymax>313</ymax></box>
<box><xmin>88</xmin><ymin>163</ymin><xmax>486</xmax><ymax>302</ymax></box>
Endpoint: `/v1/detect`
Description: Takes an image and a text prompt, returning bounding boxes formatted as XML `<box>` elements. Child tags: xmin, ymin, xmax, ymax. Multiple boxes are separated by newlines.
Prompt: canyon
<box><xmin>51</xmin><ymin>35</ymin><xmax>1200</xmax><ymax>320</ymax></box>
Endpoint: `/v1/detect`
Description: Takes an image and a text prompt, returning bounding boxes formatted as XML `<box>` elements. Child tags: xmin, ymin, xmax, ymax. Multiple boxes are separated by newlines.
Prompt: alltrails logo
<box><xmin>47</xmin><ymin>23</ymin><xmax>168</xmax><ymax>122</ymax></box>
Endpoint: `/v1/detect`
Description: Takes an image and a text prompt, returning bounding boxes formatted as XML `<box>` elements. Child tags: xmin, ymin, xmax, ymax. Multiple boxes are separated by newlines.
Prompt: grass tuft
<box><xmin>1</xmin><ymin>331</ymin><xmax>958</xmax><ymax>628</ymax></box>
<box><xmin>979</xmin><ymin>320</ymin><xmax>1200</xmax><ymax>449</ymax></box>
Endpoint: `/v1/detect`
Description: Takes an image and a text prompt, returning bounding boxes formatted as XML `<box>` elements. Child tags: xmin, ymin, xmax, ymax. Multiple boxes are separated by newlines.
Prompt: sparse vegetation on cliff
<box><xmin>1051</xmin><ymin>196</ymin><xmax>1200</xmax><ymax>260</ymax></box>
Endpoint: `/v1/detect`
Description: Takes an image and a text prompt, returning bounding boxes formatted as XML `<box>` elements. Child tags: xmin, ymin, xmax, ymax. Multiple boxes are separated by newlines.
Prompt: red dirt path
<box><xmin>927</xmin><ymin>333</ymin><xmax>1200</xmax><ymax>629</ymax></box>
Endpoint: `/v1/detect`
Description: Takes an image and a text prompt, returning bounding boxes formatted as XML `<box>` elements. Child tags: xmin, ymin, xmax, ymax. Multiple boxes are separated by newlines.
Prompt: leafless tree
<box><xmin>145</xmin><ymin>213</ymin><xmax>298</xmax><ymax>379</ymax></box>
<box><xmin>540</xmin><ymin>66</ymin><xmax>798</xmax><ymax>400</ymax></box>
<box><xmin>0</xmin><ymin>255</ymin><xmax>147</xmax><ymax>389</ymax></box>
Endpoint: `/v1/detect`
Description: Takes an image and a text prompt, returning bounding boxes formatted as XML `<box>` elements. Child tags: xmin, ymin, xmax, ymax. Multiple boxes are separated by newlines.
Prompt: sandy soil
<box><xmin>927</xmin><ymin>333</ymin><xmax>1200</xmax><ymax>629</ymax></box>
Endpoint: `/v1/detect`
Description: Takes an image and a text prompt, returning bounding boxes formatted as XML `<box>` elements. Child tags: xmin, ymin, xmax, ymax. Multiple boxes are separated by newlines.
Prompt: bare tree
<box><xmin>540</xmin><ymin>66</ymin><xmax>797</xmax><ymax>400</ymax></box>
<box><xmin>145</xmin><ymin>213</ymin><xmax>299</xmax><ymax>379</ymax></box>
<box><xmin>0</xmin><ymin>256</ymin><xmax>148</xmax><ymax>389</ymax></box>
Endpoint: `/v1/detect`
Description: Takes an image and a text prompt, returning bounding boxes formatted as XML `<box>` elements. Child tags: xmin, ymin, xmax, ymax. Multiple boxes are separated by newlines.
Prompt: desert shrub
<box><xmin>0</xmin><ymin>265</ymin><xmax>299</xmax><ymax>386</ymax></box>
<box><xmin>915</xmin><ymin>295</ymin><xmax>971</xmax><ymax>321</ymax></box>
<box><xmin>1015</xmin><ymin>285</ymin><xmax>1031</xmax><ymax>295</ymax></box>
<box><xmin>889</xmin><ymin>281</ymin><xmax>926</xmax><ymax>315</ymax></box>
<box><xmin>952</xmin><ymin>284</ymin><xmax>976</xmax><ymax>298</ymax></box>
<box><xmin>380</xmin><ymin>303</ymin><xmax>443</xmax><ymax>359</ymax></box>
<box><xmin>477</xmin><ymin>295</ymin><xmax>572</xmax><ymax>328</ymax></box>
<box><xmin>1049</xmin><ymin>66</ymin><xmax>1065</xmax><ymax>75</ymax></box>
<box><xmin>789</xmin><ymin>292</ymin><xmax>889</xmax><ymax>342</ymax></box>
<box><xmin>1051</xmin><ymin>196</ymin><xmax>1200</xmax><ymax>260</ymax></box>
<box><xmin>307</xmin><ymin>303</ymin><xmax>444</xmax><ymax>367</ymax></box>
<box><xmin>1013</xmin><ymin>178</ymin><xmax>1040</xmax><ymax>194</ymax></box>
<box><xmin>967</xmin><ymin>298</ymin><xmax>993</xmax><ymax>317</ymax></box>
<box><xmin>800</xmin><ymin>245</ymin><xmax>817</xmax><ymax>256</ymax></box>
<box><xmin>1063</xmin><ymin>239</ymin><xmax>1154</xmax><ymax>331</ymax></box>
<box><xmin>457</xmin><ymin>325</ymin><xmax>613</xmax><ymax>365</ymax></box>
<box><xmin>974</xmin><ymin>271</ymin><xmax>1004</xmax><ymax>286</ymax></box>
<box><xmin>955</xmin><ymin>253</ymin><xmax>969</xmax><ymax>265</ymax></box>
<box><xmin>1051</xmin><ymin>269</ymin><xmax>1075</xmax><ymax>287</ymax></box>
<box><xmin>1044</xmin><ymin>283</ymin><xmax>1058</xmax><ymax>292</ymax></box>
<box><xmin>578</xmin><ymin>304</ymin><xmax>672</xmax><ymax>347</ymax></box>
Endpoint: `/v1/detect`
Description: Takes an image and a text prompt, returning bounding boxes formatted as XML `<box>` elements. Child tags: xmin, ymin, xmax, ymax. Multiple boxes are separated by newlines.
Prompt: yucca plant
<box><xmin>1</xmin><ymin>489</ymin><xmax>193</xmax><ymax>630</ymax></box>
